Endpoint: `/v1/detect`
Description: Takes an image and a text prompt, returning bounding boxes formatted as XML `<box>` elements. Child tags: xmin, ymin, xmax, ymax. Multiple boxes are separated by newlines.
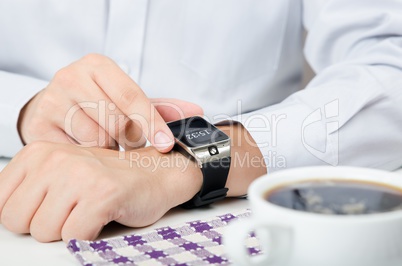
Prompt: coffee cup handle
<box><xmin>224</xmin><ymin>219</ymin><xmax>292</xmax><ymax>266</ymax></box>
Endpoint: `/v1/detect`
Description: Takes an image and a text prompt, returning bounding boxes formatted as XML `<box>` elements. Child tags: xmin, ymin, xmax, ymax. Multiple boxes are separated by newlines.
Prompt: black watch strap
<box><xmin>181</xmin><ymin>157</ymin><xmax>231</xmax><ymax>209</ymax></box>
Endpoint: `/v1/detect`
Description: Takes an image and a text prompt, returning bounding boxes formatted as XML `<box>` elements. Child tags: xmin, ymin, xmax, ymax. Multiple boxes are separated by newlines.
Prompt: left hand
<box><xmin>0</xmin><ymin>141</ymin><xmax>202</xmax><ymax>242</ymax></box>
<box><xmin>18</xmin><ymin>53</ymin><xmax>203</xmax><ymax>152</ymax></box>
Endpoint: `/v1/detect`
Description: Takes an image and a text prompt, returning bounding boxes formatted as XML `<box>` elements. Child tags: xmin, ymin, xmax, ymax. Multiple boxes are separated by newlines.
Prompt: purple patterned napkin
<box><xmin>67</xmin><ymin>209</ymin><xmax>261</xmax><ymax>265</ymax></box>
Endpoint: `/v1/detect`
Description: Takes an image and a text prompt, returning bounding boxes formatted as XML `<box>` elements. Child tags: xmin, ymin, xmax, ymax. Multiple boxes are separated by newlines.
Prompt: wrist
<box><xmin>217</xmin><ymin>122</ymin><xmax>267</xmax><ymax>197</ymax></box>
<box><xmin>134</xmin><ymin>147</ymin><xmax>203</xmax><ymax>209</ymax></box>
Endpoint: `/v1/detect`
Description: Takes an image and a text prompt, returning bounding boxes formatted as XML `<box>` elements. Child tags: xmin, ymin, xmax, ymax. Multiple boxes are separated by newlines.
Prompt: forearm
<box><xmin>0</xmin><ymin>124</ymin><xmax>266</xmax><ymax>241</ymax></box>
<box><xmin>218</xmin><ymin>123</ymin><xmax>267</xmax><ymax>197</ymax></box>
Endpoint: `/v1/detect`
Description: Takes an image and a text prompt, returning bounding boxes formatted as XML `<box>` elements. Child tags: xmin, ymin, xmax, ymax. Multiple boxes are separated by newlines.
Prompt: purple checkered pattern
<box><xmin>67</xmin><ymin>209</ymin><xmax>262</xmax><ymax>265</ymax></box>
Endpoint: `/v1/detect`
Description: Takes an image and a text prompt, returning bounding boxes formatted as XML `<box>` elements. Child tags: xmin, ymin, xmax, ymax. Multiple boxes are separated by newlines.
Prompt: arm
<box><xmin>4</xmin><ymin>54</ymin><xmax>203</xmax><ymax>157</ymax></box>
<box><xmin>0</xmin><ymin>122</ymin><xmax>264</xmax><ymax>242</ymax></box>
<box><xmin>236</xmin><ymin>0</ymin><xmax>402</xmax><ymax>172</ymax></box>
<box><xmin>218</xmin><ymin>124</ymin><xmax>267</xmax><ymax>196</ymax></box>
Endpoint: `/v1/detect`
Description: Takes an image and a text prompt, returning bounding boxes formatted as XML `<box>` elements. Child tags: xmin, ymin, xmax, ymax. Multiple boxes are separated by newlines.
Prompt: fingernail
<box><xmin>154</xmin><ymin>131</ymin><xmax>174</xmax><ymax>150</ymax></box>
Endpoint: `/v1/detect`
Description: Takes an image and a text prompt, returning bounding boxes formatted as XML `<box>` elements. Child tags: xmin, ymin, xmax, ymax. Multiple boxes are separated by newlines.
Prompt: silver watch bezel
<box><xmin>174</xmin><ymin>138</ymin><xmax>231</xmax><ymax>167</ymax></box>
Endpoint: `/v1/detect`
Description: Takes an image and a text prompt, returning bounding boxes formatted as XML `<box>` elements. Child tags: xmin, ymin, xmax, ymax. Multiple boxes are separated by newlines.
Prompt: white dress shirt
<box><xmin>1</xmin><ymin>0</ymin><xmax>402</xmax><ymax>172</ymax></box>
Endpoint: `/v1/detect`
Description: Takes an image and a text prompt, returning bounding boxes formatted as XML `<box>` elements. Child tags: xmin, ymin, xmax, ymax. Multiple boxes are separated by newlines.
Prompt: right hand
<box><xmin>18</xmin><ymin>54</ymin><xmax>203</xmax><ymax>152</ymax></box>
<box><xmin>0</xmin><ymin>141</ymin><xmax>203</xmax><ymax>242</ymax></box>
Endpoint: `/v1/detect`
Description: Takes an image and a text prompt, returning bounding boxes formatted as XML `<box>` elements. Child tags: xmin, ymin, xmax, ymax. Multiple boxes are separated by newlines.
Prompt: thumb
<box><xmin>151</xmin><ymin>98</ymin><xmax>204</xmax><ymax>122</ymax></box>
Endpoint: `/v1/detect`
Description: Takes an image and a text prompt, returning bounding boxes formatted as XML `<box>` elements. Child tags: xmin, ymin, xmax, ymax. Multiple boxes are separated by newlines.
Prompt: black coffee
<box><xmin>265</xmin><ymin>179</ymin><xmax>402</xmax><ymax>215</ymax></box>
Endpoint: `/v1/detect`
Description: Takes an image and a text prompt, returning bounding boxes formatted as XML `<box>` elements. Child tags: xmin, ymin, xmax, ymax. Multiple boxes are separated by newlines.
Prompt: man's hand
<box><xmin>0</xmin><ymin>123</ymin><xmax>266</xmax><ymax>243</ymax></box>
<box><xmin>18</xmin><ymin>54</ymin><xmax>203</xmax><ymax>152</ymax></box>
<box><xmin>0</xmin><ymin>141</ymin><xmax>202</xmax><ymax>242</ymax></box>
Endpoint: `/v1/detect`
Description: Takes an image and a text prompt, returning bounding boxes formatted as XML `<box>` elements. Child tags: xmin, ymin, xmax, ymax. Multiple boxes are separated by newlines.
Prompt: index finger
<box><xmin>91</xmin><ymin>60</ymin><xmax>174</xmax><ymax>152</ymax></box>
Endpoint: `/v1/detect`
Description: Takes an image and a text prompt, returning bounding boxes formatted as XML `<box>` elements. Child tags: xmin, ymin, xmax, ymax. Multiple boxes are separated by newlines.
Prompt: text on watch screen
<box><xmin>168</xmin><ymin>117</ymin><xmax>228</xmax><ymax>147</ymax></box>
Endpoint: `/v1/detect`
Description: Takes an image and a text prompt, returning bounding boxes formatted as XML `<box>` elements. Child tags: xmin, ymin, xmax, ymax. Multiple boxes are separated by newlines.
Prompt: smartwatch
<box><xmin>167</xmin><ymin>116</ymin><xmax>231</xmax><ymax>208</ymax></box>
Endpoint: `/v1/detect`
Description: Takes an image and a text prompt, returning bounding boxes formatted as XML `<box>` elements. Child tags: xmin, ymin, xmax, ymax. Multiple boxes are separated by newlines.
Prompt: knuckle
<box><xmin>100</xmin><ymin>180</ymin><xmax>120</xmax><ymax>198</ymax></box>
<box><xmin>36</xmin><ymin>90</ymin><xmax>55</xmax><ymax>108</ymax></box>
<box><xmin>20</xmin><ymin>141</ymin><xmax>49</xmax><ymax>157</ymax></box>
<box><xmin>30</xmin><ymin>220</ymin><xmax>60</xmax><ymax>243</ymax></box>
<box><xmin>74</xmin><ymin>161</ymin><xmax>95</xmax><ymax>178</ymax></box>
<box><xmin>53</xmin><ymin>67</ymin><xmax>75</xmax><ymax>84</ymax></box>
<box><xmin>62</xmin><ymin>160</ymin><xmax>98</xmax><ymax>187</ymax></box>
<box><xmin>61</xmin><ymin>171</ymin><xmax>120</xmax><ymax>218</ymax></box>
<box><xmin>21</xmin><ymin>118</ymin><xmax>41</xmax><ymax>143</ymax></box>
<box><xmin>85</xmin><ymin>175</ymin><xmax>120</xmax><ymax>201</ymax></box>
<box><xmin>119</xmin><ymin>88</ymin><xmax>140</xmax><ymax>111</ymax></box>
<box><xmin>29</xmin><ymin>90</ymin><xmax>62</xmax><ymax>122</ymax></box>
<box><xmin>52</xmin><ymin>67</ymin><xmax>83</xmax><ymax>92</ymax></box>
<box><xmin>1</xmin><ymin>209</ymin><xmax>28</xmax><ymax>234</ymax></box>
<box><xmin>80</xmin><ymin>53</ymin><xmax>111</xmax><ymax>66</ymax></box>
<box><xmin>46</xmin><ymin>149</ymin><xmax>70</xmax><ymax>165</ymax></box>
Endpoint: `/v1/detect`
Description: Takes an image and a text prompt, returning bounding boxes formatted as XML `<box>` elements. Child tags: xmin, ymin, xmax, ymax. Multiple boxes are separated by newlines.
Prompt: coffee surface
<box><xmin>266</xmin><ymin>180</ymin><xmax>402</xmax><ymax>215</ymax></box>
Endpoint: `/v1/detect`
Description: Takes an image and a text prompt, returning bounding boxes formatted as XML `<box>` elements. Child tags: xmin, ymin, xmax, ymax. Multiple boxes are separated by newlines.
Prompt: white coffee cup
<box><xmin>224</xmin><ymin>166</ymin><xmax>402</xmax><ymax>266</ymax></box>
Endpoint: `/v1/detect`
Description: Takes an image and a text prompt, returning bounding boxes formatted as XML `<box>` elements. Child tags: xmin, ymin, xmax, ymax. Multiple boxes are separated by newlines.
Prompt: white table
<box><xmin>0</xmin><ymin>158</ymin><xmax>249</xmax><ymax>266</ymax></box>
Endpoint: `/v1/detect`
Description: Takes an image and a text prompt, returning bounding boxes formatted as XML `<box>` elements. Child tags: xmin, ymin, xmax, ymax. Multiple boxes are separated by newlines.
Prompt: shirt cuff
<box><xmin>0</xmin><ymin>71</ymin><xmax>48</xmax><ymax>157</ymax></box>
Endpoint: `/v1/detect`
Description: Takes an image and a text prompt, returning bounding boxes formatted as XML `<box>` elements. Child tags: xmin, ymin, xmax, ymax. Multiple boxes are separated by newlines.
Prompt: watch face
<box><xmin>168</xmin><ymin>117</ymin><xmax>229</xmax><ymax>148</ymax></box>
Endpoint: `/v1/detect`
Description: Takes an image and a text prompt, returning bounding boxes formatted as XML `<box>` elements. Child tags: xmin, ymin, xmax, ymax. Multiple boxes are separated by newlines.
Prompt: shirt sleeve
<box><xmin>236</xmin><ymin>0</ymin><xmax>402</xmax><ymax>173</ymax></box>
<box><xmin>0</xmin><ymin>71</ymin><xmax>48</xmax><ymax>158</ymax></box>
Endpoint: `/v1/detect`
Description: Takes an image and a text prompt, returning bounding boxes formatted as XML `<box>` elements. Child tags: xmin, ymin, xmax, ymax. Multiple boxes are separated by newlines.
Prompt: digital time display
<box><xmin>168</xmin><ymin>117</ymin><xmax>229</xmax><ymax>148</ymax></box>
<box><xmin>186</xmin><ymin>129</ymin><xmax>211</xmax><ymax>140</ymax></box>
